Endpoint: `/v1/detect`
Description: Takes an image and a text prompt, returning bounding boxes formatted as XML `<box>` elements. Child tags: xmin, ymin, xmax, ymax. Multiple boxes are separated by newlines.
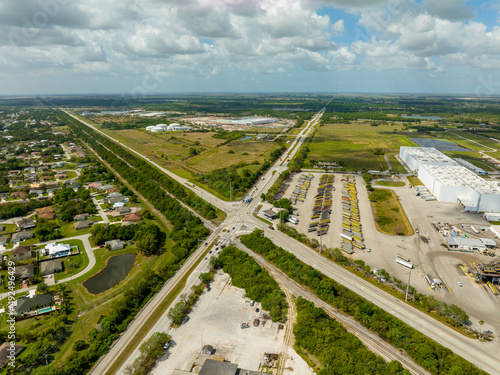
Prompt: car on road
<box><xmin>457</xmin><ymin>281</ymin><xmax>463</xmax><ymax>287</ymax></box>
<box><xmin>240</xmin><ymin>323</ymin><xmax>249</xmax><ymax>329</ymax></box>
<box><xmin>209</xmin><ymin>250</ymin><xmax>212</xmax><ymax>254</ymax></box>
<box><xmin>163</xmin><ymin>341</ymin><xmax>171</xmax><ymax>350</ymax></box>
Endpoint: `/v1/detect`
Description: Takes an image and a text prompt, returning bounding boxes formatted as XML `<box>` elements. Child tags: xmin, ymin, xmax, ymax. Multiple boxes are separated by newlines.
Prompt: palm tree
<box><xmin>478</xmin><ymin>320</ymin><xmax>484</xmax><ymax>334</ymax></box>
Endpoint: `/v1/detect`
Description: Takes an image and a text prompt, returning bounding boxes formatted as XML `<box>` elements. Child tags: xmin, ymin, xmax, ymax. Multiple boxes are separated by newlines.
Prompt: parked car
<box><xmin>163</xmin><ymin>341</ymin><xmax>171</xmax><ymax>350</ymax></box>
<box><xmin>241</xmin><ymin>323</ymin><xmax>249</xmax><ymax>329</ymax></box>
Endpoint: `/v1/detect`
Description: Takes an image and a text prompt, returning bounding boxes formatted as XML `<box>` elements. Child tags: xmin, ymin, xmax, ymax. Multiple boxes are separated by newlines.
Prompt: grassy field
<box><xmin>387</xmin><ymin>155</ymin><xmax>408</xmax><ymax>174</ymax></box>
<box><xmin>376</xmin><ymin>180</ymin><xmax>406</xmax><ymax>187</ymax></box>
<box><xmin>369</xmin><ymin>188</ymin><xmax>414</xmax><ymax>236</ymax></box>
<box><xmin>306</xmin><ymin>122</ymin><xmax>411</xmax><ymax>171</ymax></box>
<box><xmin>97</xmin><ymin>127</ymin><xmax>281</xmax><ymax>181</ymax></box>
<box><xmin>407</xmin><ymin>176</ymin><xmax>423</xmax><ymax>186</ymax></box>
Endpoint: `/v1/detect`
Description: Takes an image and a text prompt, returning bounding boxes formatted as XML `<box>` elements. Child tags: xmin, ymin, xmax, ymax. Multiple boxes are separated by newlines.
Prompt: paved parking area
<box><xmin>276</xmin><ymin>172</ymin><xmax>500</xmax><ymax>336</ymax></box>
<box><xmin>151</xmin><ymin>271</ymin><xmax>313</xmax><ymax>375</ymax></box>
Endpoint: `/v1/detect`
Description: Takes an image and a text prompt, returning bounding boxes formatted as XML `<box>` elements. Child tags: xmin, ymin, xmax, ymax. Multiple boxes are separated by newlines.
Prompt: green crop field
<box><xmin>305</xmin><ymin>122</ymin><xmax>412</xmax><ymax>171</ymax></box>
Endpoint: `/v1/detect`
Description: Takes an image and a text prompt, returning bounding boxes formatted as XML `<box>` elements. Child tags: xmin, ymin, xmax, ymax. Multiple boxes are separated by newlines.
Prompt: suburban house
<box><xmin>99</xmin><ymin>184</ymin><xmax>115</xmax><ymax>191</ymax></box>
<box><xmin>12</xmin><ymin>231</ymin><xmax>33</xmax><ymax>245</ymax></box>
<box><xmin>116</xmin><ymin>206</ymin><xmax>131</xmax><ymax>215</ymax></box>
<box><xmin>73</xmin><ymin>213</ymin><xmax>89</xmax><ymax>221</ymax></box>
<box><xmin>108</xmin><ymin>196</ymin><xmax>125</xmax><ymax>204</ymax></box>
<box><xmin>15</xmin><ymin>294</ymin><xmax>53</xmax><ymax>316</ymax></box>
<box><xmin>41</xmin><ymin>259</ymin><xmax>63</xmax><ymax>275</ymax></box>
<box><xmin>36</xmin><ymin>206</ymin><xmax>54</xmax><ymax>215</ymax></box>
<box><xmin>45</xmin><ymin>243</ymin><xmax>71</xmax><ymax>257</ymax></box>
<box><xmin>12</xmin><ymin>246</ymin><xmax>32</xmax><ymax>261</ymax></box>
<box><xmin>122</xmin><ymin>213</ymin><xmax>141</xmax><ymax>223</ymax></box>
<box><xmin>113</xmin><ymin>202</ymin><xmax>126</xmax><ymax>209</ymax></box>
<box><xmin>0</xmin><ymin>237</ymin><xmax>9</xmax><ymax>246</ymax></box>
<box><xmin>85</xmin><ymin>182</ymin><xmax>102</xmax><ymax>189</ymax></box>
<box><xmin>74</xmin><ymin>220</ymin><xmax>93</xmax><ymax>230</ymax></box>
<box><xmin>39</xmin><ymin>212</ymin><xmax>55</xmax><ymax>220</ymax></box>
<box><xmin>105</xmin><ymin>239</ymin><xmax>125</xmax><ymax>251</ymax></box>
<box><xmin>14</xmin><ymin>265</ymin><xmax>34</xmax><ymax>279</ymax></box>
<box><xmin>10</xmin><ymin>191</ymin><xmax>27</xmax><ymax>199</ymax></box>
<box><xmin>16</xmin><ymin>218</ymin><xmax>35</xmax><ymax>230</ymax></box>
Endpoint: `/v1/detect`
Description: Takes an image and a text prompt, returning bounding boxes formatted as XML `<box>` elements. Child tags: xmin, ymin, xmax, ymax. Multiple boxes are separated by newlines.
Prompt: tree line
<box><xmin>58</xmin><ymin>111</ymin><xmax>217</xmax><ymax>220</ymax></box>
<box><xmin>241</xmin><ymin>230</ymin><xmax>487</xmax><ymax>375</ymax></box>
<box><xmin>294</xmin><ymin>297</ymin><xmax>408</xmax><ymax>375</ymax></box>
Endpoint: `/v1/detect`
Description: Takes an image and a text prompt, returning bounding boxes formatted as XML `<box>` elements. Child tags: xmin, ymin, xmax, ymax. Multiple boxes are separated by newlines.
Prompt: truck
<box><xmin>288</xmin><ymin>216</ymin><xmax>299</xmax><ymax>224</ymax></box>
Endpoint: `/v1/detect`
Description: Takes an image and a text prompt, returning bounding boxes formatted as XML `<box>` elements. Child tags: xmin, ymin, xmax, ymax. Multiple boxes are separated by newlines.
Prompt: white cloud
<box><xmin>1</xmin><ymin>0</ymin><xmax>500</xmax><ymax>95</ymax></box>
<box><xmin>423</xmin><ymin>0</ymin><xmax>476</xmax><ymax>22</ymax></box>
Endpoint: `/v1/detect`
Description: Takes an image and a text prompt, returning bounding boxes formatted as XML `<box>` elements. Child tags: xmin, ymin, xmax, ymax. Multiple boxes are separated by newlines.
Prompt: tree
<box><xmin>37</xmin><ymin>283</ymin><xmax>48</xmax><ymax>294</ymax></box>
<box><xmin>167</xmin><ymin>299</ymin><xmax>187</xmax><ymax>325</ymax></box>
<box><xmin>478</xmin><ymin>320</ymin><xmax>484</xmax><ymax>334</ymax></box>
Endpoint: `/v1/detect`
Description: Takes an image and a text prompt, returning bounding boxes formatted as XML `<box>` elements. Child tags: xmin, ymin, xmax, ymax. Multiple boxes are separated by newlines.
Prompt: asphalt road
<box><xmin>65</xmin><ymin>105</ymin><xmax>500</xmax><ymax>375</ymax></box>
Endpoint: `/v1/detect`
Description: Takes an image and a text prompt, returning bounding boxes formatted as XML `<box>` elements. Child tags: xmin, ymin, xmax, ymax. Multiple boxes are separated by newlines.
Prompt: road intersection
<box><xmin>66</xmin><ymin>108</ymin><xmax>500</xmax><ymax>374</ymax></box>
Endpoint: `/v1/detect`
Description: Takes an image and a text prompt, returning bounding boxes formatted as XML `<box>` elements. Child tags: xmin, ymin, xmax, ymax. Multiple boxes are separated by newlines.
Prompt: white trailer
<box><xmin>396</xmin><ymin>258</ymin><xmax>414</xmax><ymax>269</ymax></box>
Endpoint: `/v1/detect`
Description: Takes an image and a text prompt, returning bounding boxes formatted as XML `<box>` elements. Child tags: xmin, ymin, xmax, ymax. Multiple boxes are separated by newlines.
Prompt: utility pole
<box><xmin>405</xmin><ymin>267</ymin><xmax>412</xmax><ymax>302</ymax></box>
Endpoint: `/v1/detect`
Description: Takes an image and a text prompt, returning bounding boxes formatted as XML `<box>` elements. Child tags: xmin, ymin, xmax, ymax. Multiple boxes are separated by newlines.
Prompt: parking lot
<box><xmin>273</xmin><ymin>172</ymin><xmax>500</xmax><ymax>336</ymax></box>
<box><xmin>151</xmin><ymin>271</ymin><xmax>313</xmax><ymax>375</ymax></box>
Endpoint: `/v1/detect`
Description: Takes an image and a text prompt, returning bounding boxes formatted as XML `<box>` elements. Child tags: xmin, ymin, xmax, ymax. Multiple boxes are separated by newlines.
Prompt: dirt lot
<box><xmin>151</xmin><ymin>272</ymin><xmax>313</xmax><ymax>375</ymax></box>
<box><xmin>278</xmin><ymin>172</ymin><xmax>500</xmax><ymax>338</ymax></box>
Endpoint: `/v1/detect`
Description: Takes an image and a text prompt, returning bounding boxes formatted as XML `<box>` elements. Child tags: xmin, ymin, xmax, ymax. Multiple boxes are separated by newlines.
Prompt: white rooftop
<box><xmin>45</xmin><ymin>243</ymin><xmax>71</xmax><ymax>255</ymax></box>
<box><xmin>401</xmin><ymin>147</ymin><xmax>457</xmax><ymax>166</ymax></box>
<box><xmin>421</xmin><ymin>165</ymin><xmax>500</xmax><ymax>195</ymax></box>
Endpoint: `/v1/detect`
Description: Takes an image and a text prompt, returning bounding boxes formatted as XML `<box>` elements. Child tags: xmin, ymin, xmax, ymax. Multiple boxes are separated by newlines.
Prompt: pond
<box><xmin>83</xmin><ymin>253</ymin><xmax>135</xmax><ymax>294</ymax></box>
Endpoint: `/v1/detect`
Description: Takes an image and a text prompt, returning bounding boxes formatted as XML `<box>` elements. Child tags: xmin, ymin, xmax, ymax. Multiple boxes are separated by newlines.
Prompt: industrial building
<box><xmin>418</xmin><ymin>165</ymin><xmax>500</xmax><ymax>212</ymax></box>
<box><xmin>400</xmin><ymin>147</ymin><xmax>500</xmax><ymax>213</ymax></box>
<box><xmin>146</xmin><ymin>123</ymin><xmax>191</xmax><ymax>132</ymax></box>
<box><xmin>399</xmin><ymin>147</ymin><xmax>457</xmax><ymax>173</ymax></box>
<box><xmin>171</xmin><ymin>359</ymin><xmax>264</xmax><ymax>375</ymax></box>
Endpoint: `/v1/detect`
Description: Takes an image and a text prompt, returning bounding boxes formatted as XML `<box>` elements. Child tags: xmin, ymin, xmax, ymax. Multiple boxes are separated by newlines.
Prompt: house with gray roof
<box><xmin>41</xmin><ymin>259</ymin><xmax>63</xmax><ymax>275</ymax></box>
<box><xmin>12</xmin><ymin>231</ymin><xmax>33</xmax><ymax>245</ymax></box>
<box><xmin>105</xmin><ymin>239</ymin><xmax>125</xmax><ymax>251</ymax></box>
<box><xmin>16</xmin><ymin>294</ymin><xmax>53</xmax><ymax>315</ymax></box>
<box><xmin>14</xmin><ymin>265</ymin><xmax>34</xmax><ymax>279</ymax></box>
<box><xmin>74</xmin><ymin>220</ymin><xmax>93</xmax><ymax>230</ymax></box>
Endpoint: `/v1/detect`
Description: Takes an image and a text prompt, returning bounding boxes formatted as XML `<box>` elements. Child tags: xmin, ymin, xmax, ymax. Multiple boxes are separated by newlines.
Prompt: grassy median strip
<box><xmin>104</xmin><ymin>247</ymin><xmax>210</xmax><ymax>375</ymax></box>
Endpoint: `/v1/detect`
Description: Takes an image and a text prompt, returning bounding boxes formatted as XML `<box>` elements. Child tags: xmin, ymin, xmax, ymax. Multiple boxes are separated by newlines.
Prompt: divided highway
<box><xmin>65</xmin><ymin>105</ymin><xmax>499</xmax><ymax>375</ymax></box>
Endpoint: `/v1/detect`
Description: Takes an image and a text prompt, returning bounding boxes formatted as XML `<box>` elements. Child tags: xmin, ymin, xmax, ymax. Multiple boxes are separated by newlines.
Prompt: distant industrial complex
<box><xmin>400</xmin><ymin>147</ymin><xmax>500</xmax><ymax>213</ymax></box>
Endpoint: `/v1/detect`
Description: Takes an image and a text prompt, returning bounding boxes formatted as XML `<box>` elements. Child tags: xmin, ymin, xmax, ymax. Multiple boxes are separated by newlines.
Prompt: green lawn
<box><xmin>369</xmin><ymin>188</ymin><xmax>414</xmax><ymax>236</ymax></box>
<box><xmin>407</xmin><ymin>176</ymin><xmax>423</xmax><ymax>186</ymax></box>
<box><xmin>376</xmin><ymin>180</ymin><xmax>406</xmax><ymax>187</ymax></box>
<box><xmin>387</xmin><ymin>155</ymin><xmax>408</xmax><ymax>174</ymax></box>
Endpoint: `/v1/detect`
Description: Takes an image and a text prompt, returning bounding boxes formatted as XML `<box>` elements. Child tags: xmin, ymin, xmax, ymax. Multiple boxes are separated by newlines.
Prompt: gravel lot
<box><xmin>151</xmin><ymin>271</ymin><xmax>314</xmax><ymax>375</ymax></box>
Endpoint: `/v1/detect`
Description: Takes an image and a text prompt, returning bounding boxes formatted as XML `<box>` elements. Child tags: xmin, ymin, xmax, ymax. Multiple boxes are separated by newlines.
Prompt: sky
<box><xmin>1</xmin><ymin>0</ymin><xmax>500</xmax><ymax>96</ymax></box>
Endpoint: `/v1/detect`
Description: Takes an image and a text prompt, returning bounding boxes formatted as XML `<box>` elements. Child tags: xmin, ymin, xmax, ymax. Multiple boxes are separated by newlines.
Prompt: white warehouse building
<box><xmin>399</xmin><ymin>147</ymin><xmax>457</xmax><ymax>172</ymax></box>
<box><xmin>400</xmin><ymin>147</ymin><xmax>500</xmax><ymax>213</ymax></box>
